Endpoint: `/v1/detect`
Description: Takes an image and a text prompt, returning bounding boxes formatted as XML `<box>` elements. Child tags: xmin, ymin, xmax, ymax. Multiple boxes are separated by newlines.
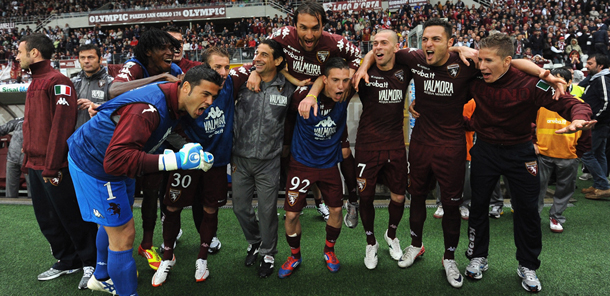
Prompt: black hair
<box><xmin>423</xmin><ymin>18</ymin><xmax>453</xmax><ymax>41</ymax></box>
<box><xmin>324</xmin><ymin>57</ymin><xmax>349</xmax><ymax>76</ymax></box>
<box><xmin>165</xmin><ymin>26</ymin><xmax>182</xmax><ymax>35</ymax></box>
<box><xmin>20</xmin><ymin>33</ymin><xmax>54</xmax><ymax>60</ymax></box>
<box><xmin>294</xmin><ymin>1</ymin><xmax>328</xmax><ymax>26</ymax></box>
<box><xmin>134</xmin><ymin>27</ymin><xmax>181</xmax><ymax>66</ymax></box>
<box><xmin>589</xmin><ymin>53</ymin><xmax>610</xmax><ymax>69</ymax></box>
<box><xmin>551</xmin><ymin>67</ymin><xmax>572</xmax><ymax>82</ymax></box>
<box><xmin>182</xmin><ymin>64</ymin><xmax>223</xmax><ymax>91</ymax></box>
<box><xmin>78</xmin><ymin>44</ymin><xmax>101</xmax><ymax>60</ymax></box>
<box><xmin>259</xmin><ymin>39</ymin><xmax>286</xmax><ymax>71</ymax></box>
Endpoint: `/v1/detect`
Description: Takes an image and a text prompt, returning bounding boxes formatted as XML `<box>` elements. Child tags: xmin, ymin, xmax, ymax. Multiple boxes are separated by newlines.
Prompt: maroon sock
<box><xmin>286</xmin><ymin>233</ymin><xmax>301</xmax><ymax>259</ymax></box>
<box><xmin>409</xmin><ymin>195</ymin><xmax>427</xmax><ymax>247</ymax></box>
<box><xmin>162</xmin><ymin>209</ymin><xmax>182</xmax><ymax>260</ymax></box>
<box><xmin>324</xmin><ymin>224</ymin><xmax>341</xmax><ymax>253</ymax></box>
<box><xmin>387</xmin><ymin>199</ymin><xmax>405</xmax><ymax>239</ymax></box>
<box><xmin>197</xmin><ymin>210</ymin><xmax>218</xmax><ymax>260</ymax></box>
<box><xmin>359</xmin><ymin>194</ymin><xmax>376</xmax><ymax>245</ymax></box>
<box><xmin>441</xmin><ymin>204</ymin><xmax>461</xmax><ymax>260</ymax></box>
<box><xmin>314</xmin><ymin>196</ymin><xmax>322</xmax><ymax>207</ymax></box>
<box><xmin>340</xmin><ymin>155</ymin><xmax>358</xmax><ymax>203</ymax></box>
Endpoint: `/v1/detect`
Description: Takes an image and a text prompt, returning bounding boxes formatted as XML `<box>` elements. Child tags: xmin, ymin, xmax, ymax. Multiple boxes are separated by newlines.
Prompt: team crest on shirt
<box><xmin>231</xmin><ymin>164</ymin><xmax>237</xmax><ymax>174</ymax></box>
<box><xmin>287</xmin><ymin>191</ymin><xmax>299</xmax><ymax>206</ymax></box>
<box><xmin>317</xmin><ymin>51</ymin><xmax>330</xmax><ymax>63</ymax></box>
<box><xmin>447</xmin><ymin>64</ymin><xmax>460</xmax><ymax>78</ymax></box>
<box><xmin>169</xmin><ymin>189</ymin><xmax>182</xmax><ymax>203</ymax></box>
<box><xmin>394</xmin><ymin>69</ymin><xmax>404</xmax><ymax>82</ymax></box>
<box><xmin>525</xmin><ymin>161</ymin><xmax>538</xmax><ymax>176</ymax></box>
<box><xmin>49</xmin><ymin>171</ymin><xmax>63</xmax><ymax>186</ymax></box>
<box><xmin>357</xmin><ymin>178</ymin><xmax>366</xmax><ymax>192</ymax></box>
<box><xmin>98</xmin><ymin>79</ymin><xmax>106</xmax><ymax>88</ymax></box>
<box><xmin>108</xmin><ymin>203</ymin><xmax>121</xmax><ymax>218</ymax></box>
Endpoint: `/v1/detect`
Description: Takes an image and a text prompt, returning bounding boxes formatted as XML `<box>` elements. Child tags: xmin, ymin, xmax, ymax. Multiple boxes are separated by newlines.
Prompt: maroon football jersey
<box><xmin>356</xmin><ymin>65</ymin><xmax>412</xmax><ymax>151</ymax></box>
<box><xmin>395</xmin><ymin>49</ymin><xmax>479</xmax><ymax>146</ymax></box>
<box><xmin>271</xmin><ymin>26</ymin><xmax>361</xmax><ymax>81</ymax></box>
<box><xmin>114</xmin><ymin>61</ymin><xmax>146</xmax><ymax>82</ymax></box>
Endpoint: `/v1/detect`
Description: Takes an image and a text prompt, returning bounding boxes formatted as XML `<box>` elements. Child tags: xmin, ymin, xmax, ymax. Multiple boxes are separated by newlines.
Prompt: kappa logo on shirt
<box><xmin>56</xmin><ymin>97</ymin><xmax>69</xmax><ymax>106</ymax></box>
<box><xmin>205</xmin><ymin>106</ymin><xmax>223</xmax><ymax>120</ymax></box>
<box><xmin>142</xmin><ymin>104</ymin><xmax>157</xmax><ymax>114</ymax></box>
<box><xmin>93</xmin><ymin>209</ymin><xmax>105</xmax><ymax>219</ymax></box>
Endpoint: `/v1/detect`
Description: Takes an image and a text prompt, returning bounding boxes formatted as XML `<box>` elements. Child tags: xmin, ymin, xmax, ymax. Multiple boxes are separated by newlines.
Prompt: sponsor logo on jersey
<box><xmin>366</xmin><ymin>80</ymin><xmax>388</xmax><ymax>88</ymax></box>
<box><xmin>314</xmin><ymin>117</ymin><xmax>337</xmax><ymax>140</ymax></box>
<box><xmin>411</xmin><ymin>68</ymin><xmax>435</xmax><ymax>79</ymax></box>
<box><xmin>283</xmin><ymin>48</ymin><xmax>304</xmax><ymax>61</ymax></box>
<box><xmin>317</xmin><ymin>50</ymin><xmax>329</xmax><ymax>63</ymax></box>
<box><xmin>357</xmin><ymin>177</ymin><xmax>366</xmax><ymax>192</ymax></box>
<box><xmin>423</xmin><ymin>80</ymin><xmax>454</xmax><ymax>96</ymax></box>
<box><xmin>269</xmin><ymin>95</ymin><xmax>288</xmax><ymax>106</ymax></box>
<box><xmin>287</xmin><ymin>45</ymin><xmax>301</xmax><ymax>53</ymax></box>
<box><xmin>525</xmin><ymin>160</ymin><xmax>538</xmax><ymax>176</ymax></box>
<box><xmin>379</xmin><ymin>89</ymin><xmax>403</xmax><ymax>103</ymax></box>
<box><xmin>56</xmin><ymin>97</ymin><xmax>69</xmax><ymax>106</ymax></box>
<box><xmin>203</xmin><ymin>106</ymin><xmax>226</xmax><ymax>136</ymax></box>
<box><xmin>93</xmin><ymin>209</ymin><xmax>104</xmax><ymax>219</ymax></box>
<box><xmin>142</xmin><ymin>104</ymin><xmax>157</xmax><ymax>114</ymax></box>
<box><xmin>447</xmin><ymin>63</ymin><xmax>460</xmax><ymax>78</ymax></box>
<box><xmin>292</xmin><ymin>60</ymin><xmax>321</xmax><ymax>76</ymax></box>
<box><xmin>107</xmin><ymin>202</ymin><xmax>121</xmax><ymax>218</ymax></box>
<box><xmin>547</xmin><ymin>117</ymin><xmax>567</xmax><ymax>124</ymax></box>
<box><xmin>287</xmin><ymin>191</ymin><xmax>298</xmax><ymax>206</ymax></box>
<box><xmin>395</xmin><ymin>69</ymin><xmax>404</xmax><ymax>82</ymax></box>
<box><xmin>169</xmin><ymin>188</ymin><xmax>182</xmax><ymax>203</ymax></box>
<box><xmin>92</xmin><ymin>90</ymin><xmax>105</xmax><ymax>100</ymax></box>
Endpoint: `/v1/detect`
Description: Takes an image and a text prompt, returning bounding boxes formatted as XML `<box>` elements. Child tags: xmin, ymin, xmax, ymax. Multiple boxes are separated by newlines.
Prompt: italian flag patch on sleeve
<box><xmin>536</xmin><ymin>80</ymin><xmax>550</xmax><ymax>91</ymax></box>
<box><xmin>54</xmin><ymin>85</ymin><xmax>72</xmax><ymax>96</ymax></box>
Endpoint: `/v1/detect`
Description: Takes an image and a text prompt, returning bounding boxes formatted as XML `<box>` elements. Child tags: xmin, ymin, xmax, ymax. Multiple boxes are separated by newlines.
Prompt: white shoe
<box><xmin>550</xmin><ymin>218</ymin><xmax>564</xmax><ymax>233</ymax></box>
<box><xmin>384</xmin><ymin>230</ymin><xmax>402</xmax><ymax>260</ymax></box>
<box><xmin>443</xmin><ymin>258</ymin><xmax>463</xmax><ymax>288</ymax></box>
<box><xmin>459</xmin><ymin>206</ymin><xmax>469</xmax><ymax>220</ymax></box>
<box><xmin>364</xmin><ymin>241</ymin><xmax>379</xmax><ymax>270</ymax></box>
<box><xmin>433</xmin><ymin>205</ymin><xmax>444</xmax><ymax>218</ymax></box>
<box><xmin>195</xmin><ymin>259</ymin><xmax>209</xmax><ymax>282</ymax></box>
<box><xmin>489</xmin><ymin>205</ymin><xmax>503</xmax><ymax>219</ymax></box>
<box><xmin>316</xmin><ymin>202</ymin><xmax>330</xmax><ymax>221</ymax></box>
<box><xmin>151</xmin><ymin>256</ymin><xmax>176</xmax><ymax>287</ymax></box>
<box><xmin>398</xmin><ymin>244</ymin><xmax>425</xmax><ymax>268</ymax></box>
<box><xmin>464</xmin><ymin>257</ymin><xmax>488</xmax><ymax>280</ymax></box>
<box><xmin>578</xmin><ymin>173</ymin><xmax>592</xmax><ymax>181</ymax></box>
<box><xmin>87</xmin><ymin>274</ymin><xmax>117</xmax><ymax>295</ymax></box>
<box><xmin>518</xmin><ymin>265</ymin><xmax>542</xmax><ymax>292</ymax></box>
<box><xmin>208</xmin><ymin>236</ymin><xmax>222</xmax><ymax>253</ymax></box>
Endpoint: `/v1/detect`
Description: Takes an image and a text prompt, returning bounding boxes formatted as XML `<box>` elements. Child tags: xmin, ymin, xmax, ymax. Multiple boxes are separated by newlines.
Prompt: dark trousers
<box><xmin>466</xmin><ymin>140</ymin><xmax>542</xmax><ymax>270</ymax></box>
<box><xmin>29</xmin><ymin>168</ymin><xmax>98</xmax><ymax>269</ymax></box>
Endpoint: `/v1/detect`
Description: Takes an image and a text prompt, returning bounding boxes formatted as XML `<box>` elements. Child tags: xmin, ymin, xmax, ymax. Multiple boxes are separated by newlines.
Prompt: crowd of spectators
<box><xmin>1</xmin><ymin>0</ymin><xmax>610</xmax><ymax>71</ymax></box>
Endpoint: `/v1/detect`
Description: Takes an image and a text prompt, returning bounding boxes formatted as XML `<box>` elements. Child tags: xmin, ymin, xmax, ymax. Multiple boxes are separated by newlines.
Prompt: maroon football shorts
<box><xmin>163</xmin><ymin>165</ymin><xmax>228</xmax><ymax>208</ymax></box>
<box><xmin>407</xmin><ymin>141</ymin><xmax>466</xmax><ymax>206</ymax></box>
<box><xmin>355</xmin><ymin>149</ymin><xmax>408</xmax><ymax>200</ymax></box>
<box><xmin>284</xmin><ymin>156</ymin><xmax>343</xmax><ymax>212</ymax></box>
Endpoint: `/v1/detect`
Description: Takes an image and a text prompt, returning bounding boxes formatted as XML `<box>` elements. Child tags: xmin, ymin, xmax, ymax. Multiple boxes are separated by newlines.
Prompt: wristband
<box><xmin>306</xmin><ymin>94</ymin><xmax>317</xmax><ymax>102</ymax></box>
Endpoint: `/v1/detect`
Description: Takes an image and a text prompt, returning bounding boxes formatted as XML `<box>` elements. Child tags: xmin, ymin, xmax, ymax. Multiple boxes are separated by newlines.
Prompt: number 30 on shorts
<box><xmin>289</xmin><ymin>176</ymin><xmax>310</xmax><ymax>193</ymax></box>
<box><xmin>171</xmin><ymin>172</ymin><xmax>192</xmax><ymax>188</ymax></box>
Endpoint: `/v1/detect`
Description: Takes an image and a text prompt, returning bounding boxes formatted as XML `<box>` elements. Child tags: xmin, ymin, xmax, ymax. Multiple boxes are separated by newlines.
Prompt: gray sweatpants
<box><xmin>538</xmin><ymin>155</ymin><xmax>578</xmax><ymax>223</ymax></box>
<box><xmin>231</xmin><ymin>155</ymin><xmax>280</xmax><ymax>257</ymax></box>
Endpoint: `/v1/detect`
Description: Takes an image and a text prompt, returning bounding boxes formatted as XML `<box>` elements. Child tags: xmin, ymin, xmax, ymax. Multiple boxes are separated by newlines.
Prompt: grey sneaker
<box><xmin>37</xmin><ymin>267</ymin><xmax>80</xmax><ymax>281</ymax></box>
<box><xmin>208</xmin><ymin>236</ymin><xmax>222</xmax><ymax>254</ymax></box>
<box><xmin>518</xmin><ymin>265</ymin><xmax>542</xmax><ymax>292</ymax></box>
<box><xmin>489</xmin><ymin>205</ymin><xmax>504</xmax><ymax>219</ymax></box>
<box><xmin>316</xmin><ymin>202</ymin><xmax>330</xmax><ymax>221</ymax></box>
<box><xmin>578</xmin><ymin>173</ymin><xmax>592</xmax><ymax>181</ymax></box>
<box><xmin>344</xmin><ymin>202</ymin><xmax>359</xmax><ymax>228</ymax></box>
<box><xmin>87</xmin><ymin>274</ymin><xmax>117</xmax><ymax>295</ymax></box>
<box><xmin>78</xmin><ymin>266</ymin><xmax>95</xmax><ymax>289</ymax></box>
<box><xmin>465</xmin><ymin>257</ymin><xmax>488</xmax><ymax>280</ymax></box>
